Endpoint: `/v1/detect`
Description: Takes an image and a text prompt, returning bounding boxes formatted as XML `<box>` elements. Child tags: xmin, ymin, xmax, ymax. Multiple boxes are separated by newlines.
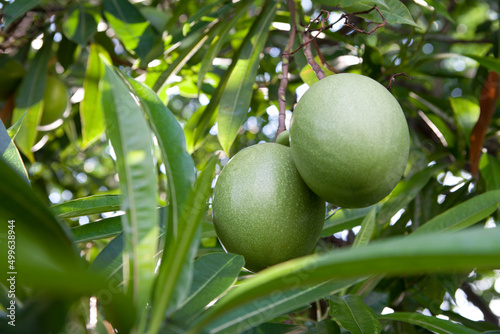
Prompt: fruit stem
<box><xmin>275</xmin><ymin>0</ymin><xmax>298</xmax><ymax>140</ymax></box>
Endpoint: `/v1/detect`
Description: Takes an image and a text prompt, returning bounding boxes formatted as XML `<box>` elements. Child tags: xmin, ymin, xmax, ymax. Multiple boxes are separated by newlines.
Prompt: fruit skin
<box><xmin>276</xmin><ymin>129</ymin><xmax>290</xmax><ymax>146</ymax></box>
<box><xmin>212</xmin><ymin>143</ymin><xmax>325</xmax><ymax>272</ymax></box>
<box><xmin>289</xmin><ymin>73</ymin><xmax>410</xmax><ymax>208</ymax></box>
<box><xmin>40</xmin><ymin>76</ymin><xmax>69</xmax><ymax>126</ymax></box>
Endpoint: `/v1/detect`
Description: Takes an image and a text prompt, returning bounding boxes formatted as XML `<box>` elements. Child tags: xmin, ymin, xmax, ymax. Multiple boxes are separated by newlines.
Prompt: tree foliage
<box><xmin>1</xmin><ymin>0</ymin><xmax>500</xmax><ymax>333</ymax></box>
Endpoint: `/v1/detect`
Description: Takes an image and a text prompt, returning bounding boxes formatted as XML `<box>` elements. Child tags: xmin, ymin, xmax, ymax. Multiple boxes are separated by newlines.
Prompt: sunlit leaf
<box><xmin>379</xmin><ymin>312</ymin><xmax>481</xmax><ymax>334</ymax></box>
<box><xmin>11</xmin><ymin>36</ymin><xmax>53</xmax><ymax>162</ymax></box>
<box><xmin>188</xmin><ymin>227</ymin><xmax>500</xmax><ymax>333</ymax></box>
<box><xmin>414</xmin><ymin>190</ymin><xmax>500</xmax><ymax>234</ymax></box>
<box><xmin>62</xmin><ymin>4</ymin><xmax>98</xmax><ymax>46</ymax></box>
<box><xmin>100</xmin><ymin>63</ymin><xmax>159</xmax><ymax>327</ymax></box>
<box><xmin>329</xmin><ymin>294</ymin><xmax>381</xmax><ymax>334</ymax></box>
<box><xmin>51</xmin><ymin>194</ymin><xmax>122</xmax><ymax>218</ymax></box>
<box><xmin>0</xmin><ymin>119</ymin><xmax>29</xmax><ymax>183</ymax></box>
<box><xmin>217</xmin><ymin>0</ymin><xmax>277</xmax><ymax>155</ymax></box>
<box><xmin>3</xmin><ymin>0</ymin><xmax>41</xmax><ymax>30</ymax></box>
<box><xmin>103</xmin><ymin>0</ymin><xmax>156</xmax><ymax>61</ymax></box>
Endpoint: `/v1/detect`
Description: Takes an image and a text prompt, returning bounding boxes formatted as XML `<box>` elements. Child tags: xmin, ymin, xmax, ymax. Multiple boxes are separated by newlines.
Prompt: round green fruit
<box><xmin>276</xmin><ymin>129</ymin><xmax>290</xmax><ymax>146</ymax></box>
<box><xmin>40</xmin><ymin>75</ymin><xmax>69</xmax><ymax>126</ymax></box>
<box><xmin>289</xmin><ymin>73</ymin><xmax>410</xmax><ymax>208</ymax></box>
<box><xmin>212</xmin><ymin>143</ymin><xmax>325</xmax><ymax>272</ymax></box>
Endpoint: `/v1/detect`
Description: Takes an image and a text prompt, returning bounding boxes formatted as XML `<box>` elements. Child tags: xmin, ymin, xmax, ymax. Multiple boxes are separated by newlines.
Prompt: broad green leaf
<box><xmin>465</xmin><ymin>55</ymin><xmax>500</xmax><ymax>73</ymax></box>
<box><xmin>0</xmin><ymin>119</ymin><xmax>29</xmax><ymax>184</ymax></box>
<box><xmin>414</xmin><ymin>190</ymin><xmax>500</xmax><ymax>234</ymax></box>
<box><xmin>72</xmin><ymin>215</ymin><xmax>122</xmax><ymax>243</ymax></box>
<box><xmin>89</xmin><ymin>233</ymin><xmax>124</xmax><ymax>280</ymax></box>
<box><xmin>480</xmin><ymin>154</ymin><xmax>500</xmax><ymax>191</ymax></box>
<box><xmin>188</xmin><ymin>227</ymin><xmax>500</xmax><ymax>333</ymax></box>
<box><xmin>329</xmin><ymin>295</ymin><xmax>381</xmax><ymax>334</ymax></box>
<box><xmin>312</xmin><ymin>0</ymin><xmax>389</xmax><ymax>10</ymax></box>
<box><xmin>350</xmin><ymin>0</ymin><xmax>419</xmax><ymax>28</ymax></box>
<box><xmin>419</xmin><ymin>0</ymin><xmax>455</xmax><ymax>23</ymax></box>
<box><xmin>352</xmin><ymin>207</ymin><xmax>376</xmax><ymax>248</ymax></box>
<box><xmin>126</xmin><ymin>75</ymin><xmax>196</xmax><ymax>231</ymax></box>
<box><xmin>379</xmin><ymin>312</ymin><xmax>481</xmax><ymax>334</ymax></box>
<box><xmin>62</xmin><ymin>4</ymin><xmax>98</xmax><ymax>46</ymax></box>
<box><xmin>51</xmin><ymin>195</ymin><xmax>122</xmax><ymax>218</ymax></box>
<box><xmin>7</xmin><ymin>112</ymin><xmax>26</xmax><ymax>139</ymax></box>
<box><xmin>449</xmin><ymin>97</ymin><xmax>479</xmax><ymax>146</ymax></box>
<box><xmin>217</xmin><ymin>0</ymin><xmax>277</xmax><ymax>155</ymax></box>
<box><xmin>199</xmin><ymin>278</ymin><xmax>361</xmax><ymax>334</ymax></box>
<box><xmin>0</xmin><ymin>158</ymin><xmax>87</xmax><ymax>291</ymax></box>
<box><xmin>376</xmin><ymin>165</ymin><xmax>441</xmax><ymax>226</ymax></box>
<box><xmin>81</xmin><ymin>45</ymin><xmax>110</xmax><ymax>148</ymax></box>
<box><xmin>197</xmin><ymin>0</ymin><xmax>252</xmax><ymax>92</ymax></box>
<box><xmin>103</xmin><ymin>0</ymin><xmax>156</xmax><ymax>61</ymax></box>
<box><xmin>322</xmin><ymin>207</ymin><xmax>375</xmax><ymax>237</ymax></box>
<box><xmin>149</xmin><ymin>156</ymin><xmax>217</xmax><ymax>334</ymax></box>
<box><xmin>173</xmin><ymin>253</ymin><xmax>245</xmax><ymax>323</ymax></box>
<box><xmin>11</xmin><ymin>36</ymin><xmax>53</xmax><ymax>162</ymax></box>
<box><xmin>100</xmin><ymin>63</ymin><xmax>159</xmax><ymax>326</ymax></box>
<box><xmin>3</xmin><ymin>0</ymin><xmax>42</xmax><ymax>30</ymax></box>
<box><xmin>242</xmin><ymin>323</ymin><xmax>308</xmax><ymax>334</ymax></box>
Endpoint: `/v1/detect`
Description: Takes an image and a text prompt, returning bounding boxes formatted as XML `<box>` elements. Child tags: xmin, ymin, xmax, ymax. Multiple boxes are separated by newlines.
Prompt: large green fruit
<box><xmin>212</xmin><ymin>143</ymin><xmax>325</xmax><ymax>272</ymax></box>
<box><xmin>40</xmin><ymin>75</ymin><xmax>69</xmax><ymax>126</ymax></box>
<box><xmin>289</xmin><ymin>73</ymin><xmax>410</xmax><ymax>208</ymax></box>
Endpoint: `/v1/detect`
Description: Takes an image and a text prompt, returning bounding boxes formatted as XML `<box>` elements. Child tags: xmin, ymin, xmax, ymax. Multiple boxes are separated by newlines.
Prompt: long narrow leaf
<box><xmin>11</xmin><ymin>36</ymin><xmax>53</xmax><ymax>162</ymax></box>
<box><xmin>51</xmin><ymin>194</ymin><xmax>122</xmax><ymax>218</ymax></box>
<box><xmin>414</xmin><ymin>190</ymin><xmax>500</xmax><ymax>234</ymax></box>
<box><xmin>149</xmin><ymin>156</ymin><xmax>217</xmax><ymax>334</ymax></box>
<box><xmin>379</xmin><ymin>312</ymin><xmax>481</xmax><ymax>334</ymax></box>
<box><xmin>0</xmin><ymin>120</ymin><xmax>29</xmax><ymax>183</ymax></box>
<box><xmin>188</xmin><ymin>227</ymin><xmax>500</xmax><ymax>333</ymax></box>
<box><xmin>100</xmin><ymin>63</ymin><xmax>159</xmax><ymax>327</ymax></box>
<box><xmin>3</xmin><ymin>0</ymin><xmax>42</xmax><ymax>30</ymax></box>
<box><xmin>352</xmin><ymin>207</ymin><xmax>376</xmax><ymax>248</ymax></box>
<box><xmin>217</xmin><ymin>0</ymin><xmax>277</xmax><ymax>154</ymax></box>
<box><xmin>329</xmin><ymin>295</ymin><xmax>381</xmax><ymax>334</ymax></box>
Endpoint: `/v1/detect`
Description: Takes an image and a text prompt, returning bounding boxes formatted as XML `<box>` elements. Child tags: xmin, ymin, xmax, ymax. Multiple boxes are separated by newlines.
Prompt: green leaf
<box><xmin>81</xmin><ymin>45</ymin><xmax>110</xmax><ymax>148</ymax></box>
<box><xmin>329</xmin><ymin>295</ymin><xmax>381</xmax><ymax>334</ymax></box>
<box><xmin>419</xmin><ymin>0</ymin><xmax>455</xmax><ymax>23</ymax></box>
<box><xmin>379</xmin><ymin>312</ymin><xmax>481</xmax><ymax>334</ymax></box>
<box><xmin>376</xmin><ymin>165</ymin><xmax>441</xmax><ymax>226</ymax></box>
<box><xmin>103</xmin><ymin>0</ymin><xmax>156</xmax><ymax>61</ymax></box>
<box><xmin>242</xmin><ymin>323</ymin><xmax>308</xmax><ymax>334</ymax></box>
<box><xmin>51</xmin><ymin>195</ymin><xmax>122</xmax><ymax>218</ymax></box>
<box><xmin>11</xmin><ymin>36</ymin><xmax>53</xmax><ymax>162</ymax></box>
<box><xmin>126</xmin><ymin>75</ymin><xmax>196</xmax><ymax>230</ymax></box>
<box><xmin>100</xmin><ymin>63</ymin><xmax>159</xmax><ymax>326</ymax></box>
<box><xmin>188</xmin><ymin>227</ymin><xmax>500</xmax><ymax>333</ymax></box>
<box><xmin>198</xmin><ymin>279</ymin><xmax>361</xmax><ymax>334</ymax></box>
<box><xmin>465</xmin><ymin>55</ymin><xmax>500</xmax><ymax>73</ymax></box>
<box><xmin>352</xmin><ymin>207</ymin><xmax>376</xmax><ymax>248</ymax></box>
<box><xmin>149</xmin><ymin>156</ymin><xmax>217</xmax><ymax>334</ymax></box>
<box><xmin>62</xmin><ymin>4</ymin><xmax>98</xmax><ymax>46</ymax></box>
<box><xmin>349</xmin><ymin>0</ymin><xmax>419</xmax><ymax>28</ymax></box>
<box><xmin>0</xmin><ymin>119</ymin><xmax>29</xmax><ymax>184</ymax></box>
<box><xmin>322</xmin><ymin>207</ymin><xmax>375</xmax><ymax>237</ymax></box>
<box><xmin>217</xmin><ymin>0</ymin><xmax>277</xmax><ymax>155</ymax></box>
<box><xmin>173</xmin><ymin>253</ymin><xmax>245</xmax><ymax>323</ymax></box>
<box><xmin>72</xmin><ymin>215</ymin><xmax>122</xmax><ymax>243</ymax></box>
<box><xmin>449</xmin><ymin>97</ymin><xmax>479</xmax><ymax>146</ymax></box>
<box><xmin>89</xmin><ymin>233</ymin><xmax>124</xmax><ymax>280</ymax></box>
<box><xmin>480</xmin><ymin>154</ymin><xmax>500</xmax><ymax>191</ymax></box>
<box><xmin>3</xmin><ymin>0</ymin><xmax>42</xmax><ymax>30</ymax></box>
<box><xmin>197</xmin><ymin>0</ymin><xmax>252</xmax><ymax>93</ymax></box>
<box><xmin>414</xmin><ymin>190</ymin><xmax>500</xmax><ymax>234</ymax></box>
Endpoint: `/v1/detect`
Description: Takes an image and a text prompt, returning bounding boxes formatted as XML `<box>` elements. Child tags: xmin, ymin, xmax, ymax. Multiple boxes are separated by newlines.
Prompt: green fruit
<box><xmin>212</xmin><ymin>143</ymin><xmax>325</xmax><ymax>272</ymax></box>
<box><xmin>40</xmin><ymin>76</ymin><xmax>69</xmax><ymax>126</ymax></box>
<box><xmin>276</xmin><ymin>129</ymin><xmax>290</xmax><ymax>146</ymax></box>
<box><xmin>289</xmin><ymin>73</ymin><xmax>410</xmax><ymax>208</ymax></box>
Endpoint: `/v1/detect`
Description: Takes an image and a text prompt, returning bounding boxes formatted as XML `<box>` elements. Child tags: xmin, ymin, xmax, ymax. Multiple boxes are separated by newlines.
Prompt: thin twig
<box><xmin>303</xmin><ymin>31</ymin><xmax>326</xmax><ymax>80</ymax></box>
<box><xmin>275</xmin><ymin>0</ymin><xmax>297</xmax><ymax>140</ymax></box>
<box><xmin>289</xmin><ymin>5</ymin><xmax>387</xmax><ymax>56</ymax></box>
<box><xmin>387</xmin><ymin>73</ymin><xmax>413</xmax><ymax>90</ymax></box>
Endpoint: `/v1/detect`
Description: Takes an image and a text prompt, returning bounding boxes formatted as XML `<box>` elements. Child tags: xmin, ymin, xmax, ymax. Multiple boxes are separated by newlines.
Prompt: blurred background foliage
<box><xmin>1</xmin><ymin>0</ymin><xmax>500</xmax><ymax>332</ymax></box>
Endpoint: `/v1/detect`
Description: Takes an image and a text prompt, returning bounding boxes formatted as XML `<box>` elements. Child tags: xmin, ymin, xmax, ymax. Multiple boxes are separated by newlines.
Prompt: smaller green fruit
<box><xmin>40</xmin><ymin>76</ymin><xmax>69</xmax><ymax>126</ymax></box>
<box><xmin>276</xmin><ymin>130</ymin><xmax>290</xmax><ymax>146</ymax></box>
<box><xmin>212</xmin><ymin>143</ymin><xmax>325</xmax><ymax>272</ymax></box>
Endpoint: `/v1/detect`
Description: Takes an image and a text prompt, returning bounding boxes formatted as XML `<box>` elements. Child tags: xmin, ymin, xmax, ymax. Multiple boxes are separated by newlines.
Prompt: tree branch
<box><xmin>275</xmin><ymin>0</ymin><xmax>297</xmax><ymax>140</ymax></box>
